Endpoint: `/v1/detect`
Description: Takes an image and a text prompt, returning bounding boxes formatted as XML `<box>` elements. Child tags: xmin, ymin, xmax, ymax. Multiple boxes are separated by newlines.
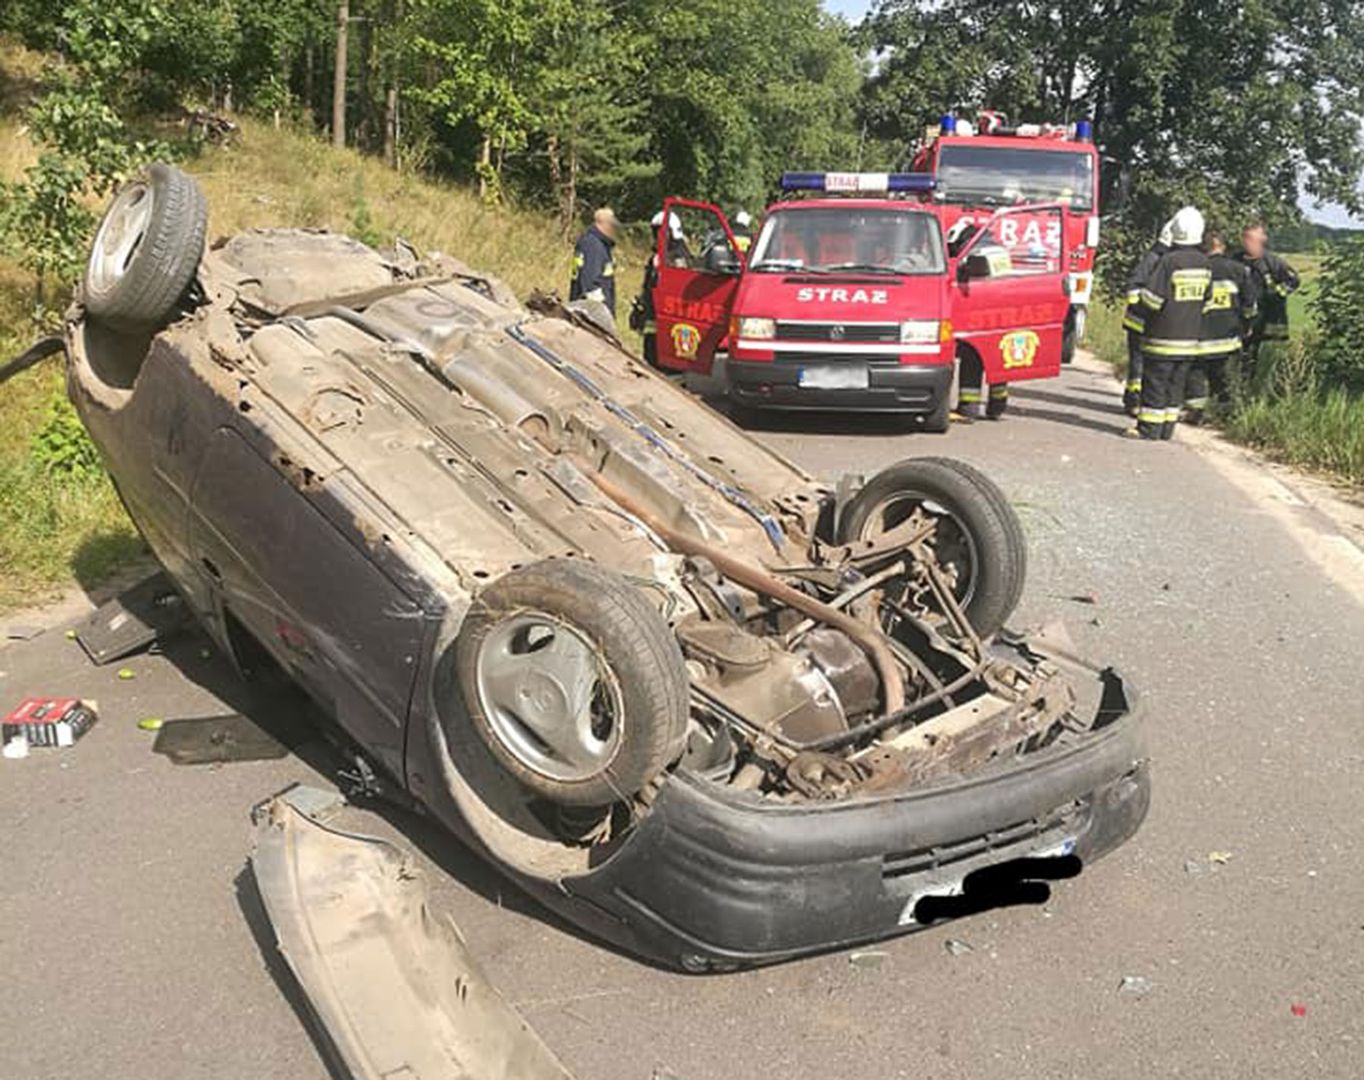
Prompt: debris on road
<box><xmin>251</xmin><ymin>782</ymin><xmax>345</xmax><ymax>824</ymax></box>
<box><xmin>3</xmin><ymin>696</ymin><xmax>99</xmax><ymax>750</ymax></box>
<box><xmin>2</xmin><ymin>735</ymin><xmax>29</xmax><ymax>759</ymax></box>
<box><xmin>945</xmin><ymin>938</ymin><xmax>974</xmax><ymax>956</ymax></box>
<box><xmin>116</xmin><ymin>668</ymin><xmax>136</xmax><ymax>681</ymax></box>
<box><xmin>1208</xmin><ymin>851</ymin><xmax>1234</xmax><ymax>865</ymax></box>
<box><xmin>152</xmin><ymin>713</ymin><xmax>292</xmax><ymax>765</ymax></box>
<box><xmin>4</xmin><ymin>624</ymin><xmax>44</xmax><ymax>641</ymax></box>
<box><xmin>251</xmin><ymin>795</ymin><xmax>577</xmax><ymax>1080</ymax></box>
<box><xmin>1117</xmin><ymin>975</ymin><xmax>1154</xmax><ymax>998</ymax></box>
<box><xmin>74</xmin><ymin>573</ymin><xmax>190</xmax><ymax>666</ymax></box>
<box><xmin>1291</xmin><ymin>1003</ymin><xmax>1308</xmax><ymax>1018</ymax></box>
<box><xmin>849</xmin><ymin>949</ymin><xmax>889</xmax><ymax>970</ymax></box>
<box><xmin>137</xmin><ymin>717</ymin><xmax>164</xmax><ymax>732</ymax></box>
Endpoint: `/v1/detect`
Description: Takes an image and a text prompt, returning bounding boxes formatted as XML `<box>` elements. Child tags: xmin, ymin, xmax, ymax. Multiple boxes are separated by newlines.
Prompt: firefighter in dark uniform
<box><xmin>1121</xmin><ymin>218</ymin><xmax>1173</xmax><ymax>416</ymax></box>
<box><xmin>1235</xmin><ymin>221</ymin><xmax>1299</xmax><ymax>371</ymax></box>
<box><xmin>1186</xmin><ymin>229</ymin><xmax>1258</xmax><ymax>422</ymax></box>
<box><xmin>1131</xmin><ymin>206</ymin><xmax>1211</xmax><ymax>441</ymax></box>
<box><xmin>570</xmin><ymin>207</ymin><xmax>619</xmax><ymax>321</ymax></box>
<box><xmin>632</xmin><ymin>211</ymin><xmax>665</xmax><ymax>367</ymax></box>
<box><xmin>732</xmin><ymin>210</ymin><xmax>754</xmax><ymax>255</ymax></box>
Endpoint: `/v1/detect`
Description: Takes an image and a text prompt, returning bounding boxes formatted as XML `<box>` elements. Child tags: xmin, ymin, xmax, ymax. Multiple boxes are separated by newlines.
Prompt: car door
<box><xmin>653</xmin><ymin>197</ymin><xmax>744</xmax><ymax>374</ymax></box>
<box><xmin>949</xmin><ymin>205</ymin><xmax>1071</xmax><ymax>383</ymax></box>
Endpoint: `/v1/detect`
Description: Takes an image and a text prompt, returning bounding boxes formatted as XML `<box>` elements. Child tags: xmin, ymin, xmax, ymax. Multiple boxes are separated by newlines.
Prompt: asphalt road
<box><xmin>2</xmin><ymin>360</ymin><xmax>1362</xmax><ymax>1080</ymax></box>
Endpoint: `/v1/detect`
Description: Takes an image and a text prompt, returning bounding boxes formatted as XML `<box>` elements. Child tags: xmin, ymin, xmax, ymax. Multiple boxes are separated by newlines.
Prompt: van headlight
<box><xmin>736</xmin><ymin>317</ymin><xmax>777</xmax><ymax>340</ymax></box>
<box><xmin>899</xmin><ymin>319</ymin><xmax>941</xmax><ymax>344</ymax></box>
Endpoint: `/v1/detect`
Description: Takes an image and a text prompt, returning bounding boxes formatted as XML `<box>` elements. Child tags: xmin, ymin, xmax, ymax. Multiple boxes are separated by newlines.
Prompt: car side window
<box><xmin>970</xmin><ymin>208</ymin><xmax>1063</xmax><ymax>277</ymax></box>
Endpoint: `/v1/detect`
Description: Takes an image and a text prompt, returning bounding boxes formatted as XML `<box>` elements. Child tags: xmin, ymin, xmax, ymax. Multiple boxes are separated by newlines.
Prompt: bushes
<box><xmin>1312</xmin><ymin>237</ymin><xmax>1364</xmax><ymax>393</ymax></box>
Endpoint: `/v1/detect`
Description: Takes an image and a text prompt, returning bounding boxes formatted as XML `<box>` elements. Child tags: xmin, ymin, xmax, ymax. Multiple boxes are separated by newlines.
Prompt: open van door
<box><xmin>653</xmin><ymin>197</ymin><xmax>744</xmax><ymax>374</ymax></box>
<box><xmin>949</xmin><ymin>204</ymin><xmax>1071</xmax><ymax>383</ymax></box>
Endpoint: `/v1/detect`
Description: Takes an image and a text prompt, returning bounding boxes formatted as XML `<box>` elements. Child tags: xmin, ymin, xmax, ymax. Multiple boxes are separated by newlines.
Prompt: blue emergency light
<box><xmin>940</xmin><ymin>114</ymin><xmax>956</xmax><ymax>135</ymax></box>
<box><xmin>1074</xmin><ymin>119</ymin><xmax>1093</xmax><ymax>141</ymax></box>
<box><xmin>780</xmin><ymin>171</ymin><xmax>936</xmax><ymax>194</ymax></box>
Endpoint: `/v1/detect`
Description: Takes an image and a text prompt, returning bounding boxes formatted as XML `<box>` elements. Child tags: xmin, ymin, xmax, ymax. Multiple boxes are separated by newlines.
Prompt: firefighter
<box><xmin>1187</xmin><ymin>229</ymin><xmax>1258</xmax><ymax>422</ymax></box>
<box><xmin>1130</xmin><ymin>206</ymin><xmax>1210</xmax><ymax>441</ymax></box>
<box><xmin>631</xmin><ymin>212</ymin><xmax>664</xmax><ymax>367</ymax></box>
<box><xmin>1121</xmin><ymin>218</ymin><xmax>1173</xmax><ymax>416</ymax></box>
<box><xmin>732</xmin><ymin>210</ymin><xmax>754</xmax><ymax>255</ymax></box>
<box><xmin>1235</xmin><ymin>221</ymin><xmax>1299</xmax><ymax>370</ymax></box>
<box><xmin>954</xmin><ymin>352</ymin><xmax>1009</xmax><ymax>422</ymax></box>
<box><xmin>570</xmin><ymin>207</ymin><xmax>619</xmax><ymax>320</ymax></box>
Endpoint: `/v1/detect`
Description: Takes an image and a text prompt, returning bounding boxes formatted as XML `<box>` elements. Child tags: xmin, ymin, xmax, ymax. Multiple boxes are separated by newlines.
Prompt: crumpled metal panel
<box><xmin>251</xmin><ymin>798</ymin><xmax>578</xmax><ymax>1080</ymax></box>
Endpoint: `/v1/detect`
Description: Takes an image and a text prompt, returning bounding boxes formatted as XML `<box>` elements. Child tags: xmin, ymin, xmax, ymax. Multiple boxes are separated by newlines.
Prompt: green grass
<box><xmin>0</xmin><ymin>37</ymin><xmax>651</xmax><ymax>612</ymax></box>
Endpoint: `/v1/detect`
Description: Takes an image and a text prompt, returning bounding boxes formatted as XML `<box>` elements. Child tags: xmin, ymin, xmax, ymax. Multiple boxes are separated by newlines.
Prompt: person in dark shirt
<box><xmin>570</xmin><ymin>207</ymin><xmax>620</xmax><ymax>320</ymax></box>
<box><xmin>1234</xmin><ymin>222</ymin><xmax>1299</xmax><ymax>369</ymax></box>
<box><xmin>1187</xmin><ymin>229</ymin><xmax>1258</xmax><ymax>421</ymax></box>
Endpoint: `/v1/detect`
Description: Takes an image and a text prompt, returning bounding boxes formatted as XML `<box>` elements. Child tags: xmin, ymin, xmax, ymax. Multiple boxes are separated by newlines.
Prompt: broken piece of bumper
<box><xmin>541</xmin><ymin>666</ymin><xmax>1148</xmax><ymax>971</ymax></box>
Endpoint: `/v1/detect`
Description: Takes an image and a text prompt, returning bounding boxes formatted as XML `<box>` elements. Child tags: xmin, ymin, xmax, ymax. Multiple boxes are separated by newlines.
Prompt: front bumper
<box><xmin>728</xmin><ymin>357</ymin><xmax>952</xmax><ymax>414</ymax></box>
<box><xmin>550</xmin><ymin>665</ymin><xmax>1149</xmax><ymax>970</ymax></box>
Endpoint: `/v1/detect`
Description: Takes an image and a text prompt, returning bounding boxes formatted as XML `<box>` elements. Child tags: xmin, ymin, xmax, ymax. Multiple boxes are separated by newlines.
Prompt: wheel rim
<box><xmin>474</xmin><ymin>612</ymin><xmax>624</xmax><ymax>783</ymax></box>
<box><xmin>859</xmin><ymin>491</ymin><xmax>980</xmax><ymax>609</ymax></box>
<box><xmin>87</xmin><ymin>181</ymin><xmax>154</xmax><ymax>296</ymax></box>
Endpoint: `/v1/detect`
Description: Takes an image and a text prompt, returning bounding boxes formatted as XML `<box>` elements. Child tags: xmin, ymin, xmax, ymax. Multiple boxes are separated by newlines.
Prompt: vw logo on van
<box><xmin>829</xmin><ymin>325</ymin><xmax>846</xmax><ymax>341</ymax></box>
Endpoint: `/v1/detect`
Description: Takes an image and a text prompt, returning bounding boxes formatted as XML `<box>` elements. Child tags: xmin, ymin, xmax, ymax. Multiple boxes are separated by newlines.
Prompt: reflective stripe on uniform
<box><xmin>1139</xmin><ymin>287</ymin><xmax>1165</xmax><ymax>310</ymax></box>
<box><xmin>1125</xmin><ymin>288</ymin><xmax>1143</xmax><ymax>304</ymax></box>
<box><xmin>1138</xmin><ymin>408</ymin><xmax>1165</xmax><ymax>423</ymax></box>
<box><xmin>1122</xmin><ymin>311</ymin><xmax>1146</xmax><ymax>333</ymax></box>
<box><xmin>989</xmin><ymin>385</ymin><xmax>1008</xmax><ymax>399</ymax></box>
<box><xmin>1125</xmin><ymin>378</ymin><xmax>1142</xmax><ymax>392</ymax></box>
<box><xmin>1185</xmin><ymin>396</ymin><xmax>1210</xmax><ymax>409</ymax></box>
<box><xmin>1141</xmin><ymin>337</ymin><xmax>1202</xmax><ymax>356</ymax></box>
<box><xmin>1163</xmin><ymin>407</ymin><xmax>1182</xmax><ymax>421</ymax></box>
<box><xmin>643</xmin><ymin>320</ymin><xmax>657</xmax><ymax>333</ymax></box>
<box><xmin>1201</xmin><ymin>336</ymin><xmax>1241</xmax><ymax>354</ymax></box>
<box><xmin>959</xmin><ymin>390</ymin><xmax>983</xmax><ymax>403</ymax></box>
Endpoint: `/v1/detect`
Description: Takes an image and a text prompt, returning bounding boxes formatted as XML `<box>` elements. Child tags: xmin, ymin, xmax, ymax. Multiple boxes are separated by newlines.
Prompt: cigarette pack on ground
<box><xmin>2</xmin><ymin>697</ymin><xmax>98</xmax><ymax>748</ymax></box>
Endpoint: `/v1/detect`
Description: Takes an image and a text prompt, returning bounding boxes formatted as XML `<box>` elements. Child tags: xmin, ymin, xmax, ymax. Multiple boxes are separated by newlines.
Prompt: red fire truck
<box><xmin>651</xmin><ymin>171</ymin><xmax>1073</xmax><ymax>430</ymax></box>
<box><xmin>912</xmin><ymin>113</ymin><xmax>1101</xmax><ymax>363</ymax></box>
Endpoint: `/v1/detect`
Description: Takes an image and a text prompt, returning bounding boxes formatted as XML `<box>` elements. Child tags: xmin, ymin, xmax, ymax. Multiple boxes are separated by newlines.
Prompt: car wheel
<box><xmin>837</xmin><ymin>457</ymin><xmax>1027</xmax><ymax>638</ymax></box>
<box><xmin>920</xmin><ymin>394</ymin><xmax>951</xmax><ymax>434</ymax></box>
<box><xmin>83</xmin><ymin>163</ymin><xmax>207</xmax><ymax>333</ymax></box>
<box><xmin>453</xmin><ymin>559</ymin><xmax>689</xmax><ymax>806</ymax></box>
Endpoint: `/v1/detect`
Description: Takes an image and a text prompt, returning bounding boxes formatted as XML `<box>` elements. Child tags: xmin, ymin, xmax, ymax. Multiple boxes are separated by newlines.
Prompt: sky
<box><xmin>819</xmin><ymin>1</ymin><xmax>1360</xmax><ymax>227</ymax></box>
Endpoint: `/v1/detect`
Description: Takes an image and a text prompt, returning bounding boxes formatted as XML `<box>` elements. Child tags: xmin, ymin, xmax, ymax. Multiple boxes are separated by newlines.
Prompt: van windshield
<box><xmin>936</xmin><ymin>145</ymin><xmax>1095</xmax><ymax>211</ymax></box>
<box><xmin>748</xmin><ymin>208</ymin><xmax>945</xmax><ymax>276</ymax></box>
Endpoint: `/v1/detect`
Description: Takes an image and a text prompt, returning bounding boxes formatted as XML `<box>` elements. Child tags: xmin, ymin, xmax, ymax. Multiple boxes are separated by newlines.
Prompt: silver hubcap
<box><xmin>88</xmin><ymin>181</ymin><xmax>154</xmax><ymax>295</ymax></box>
<box><xmin>475</xmin><ymin>612</ymin><xmax>623</xmax><ymax>782</ymax></box>
<box><xmin>861</xmin><ymin>493</ymin><xmax>979</xmax><ymax>607</ymax></box>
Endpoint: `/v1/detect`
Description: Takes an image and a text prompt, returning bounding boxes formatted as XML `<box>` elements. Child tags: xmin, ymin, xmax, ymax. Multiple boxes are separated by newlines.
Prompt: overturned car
<box><xmin>41</xmin><ymin>166</ymin><xmax>1148</xmax><ymax>969</ymax></box>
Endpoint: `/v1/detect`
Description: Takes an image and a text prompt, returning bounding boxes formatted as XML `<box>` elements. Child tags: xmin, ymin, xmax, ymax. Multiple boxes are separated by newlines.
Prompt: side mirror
<box><xmin>704</xmin><ymin>245</ymin><xmax>741</xmax><ymax>276</ymax></box>
<box><xmin>957</xmin><ymin>252</ymin><xmax>992</xmax><ymax>282</ymax></box>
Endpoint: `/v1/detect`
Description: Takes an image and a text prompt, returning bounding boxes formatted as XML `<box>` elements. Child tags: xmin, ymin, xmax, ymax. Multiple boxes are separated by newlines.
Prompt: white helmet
<box><xmin>734</xmin><ymin>210</ymin><xmax>752</xmax><ymax>228</ymax></box>
<box><xmin>1158</xmin><ymin>218</ymin><xmax>1174</xmax><ymax>247</ymax></box>
<box><xmin>650</xmin><ymin>210</ymin><xmax>664</xmax><ymax>228</ymax></box>
<box><xmin>1169</xmin><ymin>206</ymin><xmax>1204</xmax><ymax>246</ymax></box>
<box><xmin>667</xmin><ymin>212</ymin><xmax>684</xmax><ymax>240</ymax></box>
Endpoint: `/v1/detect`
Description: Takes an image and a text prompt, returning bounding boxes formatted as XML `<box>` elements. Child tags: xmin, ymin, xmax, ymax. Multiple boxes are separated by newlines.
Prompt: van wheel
<box><xmin>837</xmin><ymin>458</ymin><xmax>1027</xmax><ymax>638</ymax></box>
<box><xmin>453</xmin><ymin>560</ymin><xmax>689</xmax><ymax>806</ymax></box>
<box><xmin>83</xmin><ymin>164</ymin><xmax>207</xmax><ymax>333</ymax></box>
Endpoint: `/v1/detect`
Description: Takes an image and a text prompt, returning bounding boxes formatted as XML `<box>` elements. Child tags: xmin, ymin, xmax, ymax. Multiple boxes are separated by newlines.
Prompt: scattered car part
<box><xmin>152</xmin><ymin>713</ymin><xmax>297</xmax><ymax>765</ymax></box>
<box><xmin>74</xmin><ymin>571</ymin><xmax>190</xmax><ymax>665</ymax></box>
<box><xmin>251</xmin><ymin>796</ymin><xmax>577</xmax><ymax>1080</ymax></box>
<box><xmin>58</xmin><ymin>166</ymin><xmax>1150</xmax><ymax>968</ymax></box>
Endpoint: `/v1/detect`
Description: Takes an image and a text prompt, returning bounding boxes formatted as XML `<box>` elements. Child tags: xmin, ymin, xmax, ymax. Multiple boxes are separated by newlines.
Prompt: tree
<box><xmin>859</xmin><ymin>0</ymin><xmax>1364</xmax><ymax>284</ymax></box>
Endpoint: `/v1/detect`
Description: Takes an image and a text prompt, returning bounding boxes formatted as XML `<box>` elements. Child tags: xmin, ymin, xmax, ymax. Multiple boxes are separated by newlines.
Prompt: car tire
<box><xmin>453</xmin><ymin>559</ymin><xmax>689</xmax><ymax>806</ymax></box>
<box><xmin>920</xmin><ymin>394</ymin><xmax>951</xmax><ymax>434</ymax></box>
<box><xmin>837</xmin><ymin>457</ymin><xmax>1027</xmax><ymax>638</ymax></box>
<box><xmin>1061</xmin><ymin>322</ymin><xmax>1077</xmax><ymax>365</ymax></box>
<box><xmin>83</xmin><ymin>163</ymin><xmax>207</xmax><ymax>333</ymax></box>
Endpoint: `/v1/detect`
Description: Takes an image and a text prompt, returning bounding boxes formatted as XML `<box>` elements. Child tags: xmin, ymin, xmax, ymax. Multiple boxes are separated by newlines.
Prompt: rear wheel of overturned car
<box><xmin>838</xmin><ymin>457</ymin><xmax>1027</xmax><ymax>639</ymax></box>
<box><xmin>83</xmin><ymin>163</ymin><xmax>207</xmax><ymax>333</ymax></box>
<box><xmin>453</xmin><ymin>559</ymin><xmax>690</xmax><ymax>806</ymax></box>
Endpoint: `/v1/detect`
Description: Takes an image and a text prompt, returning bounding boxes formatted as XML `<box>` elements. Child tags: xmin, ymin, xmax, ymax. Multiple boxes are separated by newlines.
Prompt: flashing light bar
<box><xmin>780</xmin><ymin>171</ymin><xmax>936</xmax><ymax>194</ymax></box>
<box><xmin>937</xmin><ymin>114</ymin><xmax>1094</xmax><ymax>142</ymax></box>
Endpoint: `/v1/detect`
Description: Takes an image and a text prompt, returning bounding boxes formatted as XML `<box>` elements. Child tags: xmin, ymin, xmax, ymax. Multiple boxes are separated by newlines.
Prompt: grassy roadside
<box><xmin>1085</xmin><ymin>254</ymin><xmax>1363</xmax><ymax>490</ymax></box>
<box><xmin>0</xmin><ymin>39</ymin><xmax>649</xmax><ymax>614</ymax></box>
